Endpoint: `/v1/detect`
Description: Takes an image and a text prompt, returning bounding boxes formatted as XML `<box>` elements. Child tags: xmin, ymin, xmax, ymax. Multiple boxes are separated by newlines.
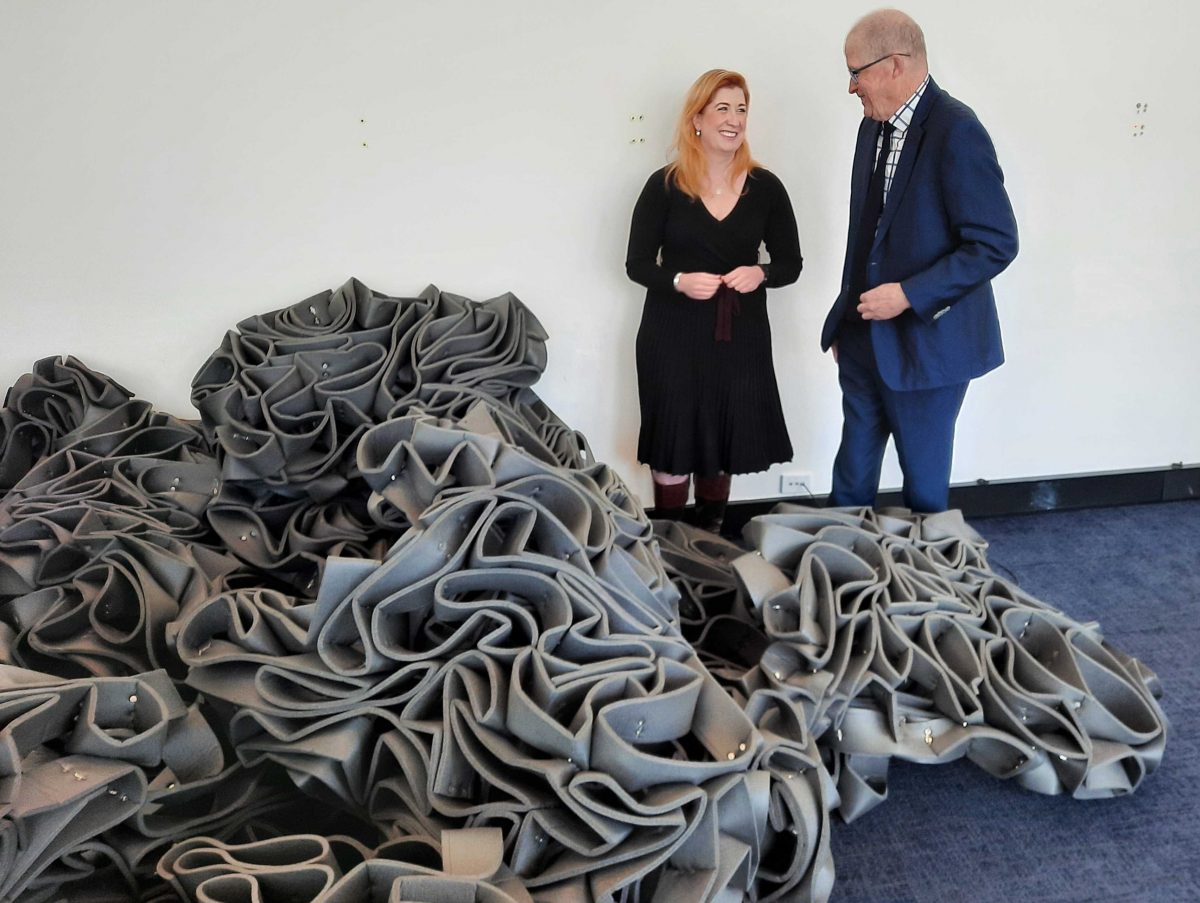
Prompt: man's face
<box><xmin>845</xmin><ymin>37</ymin><xmax>902</xmax><ymax>122</ymax></box>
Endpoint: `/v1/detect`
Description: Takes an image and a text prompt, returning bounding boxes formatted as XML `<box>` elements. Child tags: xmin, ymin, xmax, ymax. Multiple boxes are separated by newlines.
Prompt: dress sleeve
<box><xmin>625</xmin><ymin>169</ymin><xmax>675</xmax><ymax>293</ymax></box>
<box><xmin>760</xmin><ymin>171</ymin><xmax>803</xmax><ymax>289</ymax></box>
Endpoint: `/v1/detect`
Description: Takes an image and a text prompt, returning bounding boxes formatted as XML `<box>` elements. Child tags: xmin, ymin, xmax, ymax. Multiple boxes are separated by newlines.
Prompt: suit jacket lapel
<box><xmin>849</xmin><ymin>118</ymin><xmax>879</xmax><ymax>230</ymax></box>
<box><xmin>874</xmin><ymin>79</ymin><xmax>941</xmax><ymax>245</ymax></box>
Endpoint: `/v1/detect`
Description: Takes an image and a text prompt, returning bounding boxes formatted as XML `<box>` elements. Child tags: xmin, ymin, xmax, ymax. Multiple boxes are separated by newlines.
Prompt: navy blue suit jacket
<box><xmin>821</xmin><ymin>78</ymin><xmax>1018</xmax><ymax>390</ymax></box>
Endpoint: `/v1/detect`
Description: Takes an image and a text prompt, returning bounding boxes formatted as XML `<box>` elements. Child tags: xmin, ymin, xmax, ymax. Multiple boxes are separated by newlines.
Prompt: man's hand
<box><xmin>858</xmin><ymin>282</ymin><xmax>911</xmax><ymax>320</ymax></box>
<box><xmin>721</xmin><ymin>265</ymin><xmax>765</xmax><ymax>293</ymax></box>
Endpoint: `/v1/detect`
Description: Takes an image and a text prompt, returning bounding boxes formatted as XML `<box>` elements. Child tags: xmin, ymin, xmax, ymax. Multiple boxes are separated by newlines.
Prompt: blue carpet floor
<box><xmin>829</xmin><ymin>499</ymin><xmax>1200</xmax><ymax>903</ymax></box>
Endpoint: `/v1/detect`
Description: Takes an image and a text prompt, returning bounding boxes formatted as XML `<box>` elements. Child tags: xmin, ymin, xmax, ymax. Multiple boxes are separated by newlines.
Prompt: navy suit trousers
<box><xmin>830</xmin><ymin>319</ymin><xmax>967</xmax><ymax>513</ymax></box>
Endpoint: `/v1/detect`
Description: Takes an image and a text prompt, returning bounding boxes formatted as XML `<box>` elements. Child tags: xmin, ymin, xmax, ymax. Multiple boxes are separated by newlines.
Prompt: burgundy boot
<box><xmin>651</xmin><ymin>477</ymin><xmax>691</xmax><ymax>520</ymax></box>
<box><xmin>691</xmin><ymin>473</ymin><xmax>731</xmax><ymax>533</ymax></box>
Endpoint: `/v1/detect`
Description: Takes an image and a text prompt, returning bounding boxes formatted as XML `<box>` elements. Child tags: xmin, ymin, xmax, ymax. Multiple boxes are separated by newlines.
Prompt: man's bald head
<box><xmin>846</xmin><ymin>9</ymin><xmax>928</xmax><ymax>69</ymax></box>
<box><xmin>844</xmin><ymin>8</ymin><xmax>929</xmax><ymax>119</ymax></box>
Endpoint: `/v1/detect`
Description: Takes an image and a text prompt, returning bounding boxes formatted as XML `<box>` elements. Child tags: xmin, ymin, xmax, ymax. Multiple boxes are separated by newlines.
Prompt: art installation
<box><xmin>0</xmin><ymin>279</ymin><xmax>1167</xmax><ymax>902</ymax></box>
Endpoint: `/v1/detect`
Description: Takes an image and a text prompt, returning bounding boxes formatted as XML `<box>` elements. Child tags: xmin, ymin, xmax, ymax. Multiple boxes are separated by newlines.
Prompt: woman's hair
<box><xmin>666</xmin><ymin>69</ymin><xmax>759</xmax><ymax>199</ymax></box>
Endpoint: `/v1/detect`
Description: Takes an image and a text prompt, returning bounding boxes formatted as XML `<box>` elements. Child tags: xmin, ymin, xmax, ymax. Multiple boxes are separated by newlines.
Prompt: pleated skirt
<box><xmin>635</xmin><ymin>288</ymin><xmax>792</xmax><ymax>477</ymax></box>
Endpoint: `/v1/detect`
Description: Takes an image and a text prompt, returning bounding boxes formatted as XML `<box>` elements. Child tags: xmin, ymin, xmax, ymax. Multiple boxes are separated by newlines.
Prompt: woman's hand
<box><xmin>675</xmin><ymin>272</ymin><xmax>723</xmax><ymax>300</ymax></box>
<box><xmin>721</xmin><ymin>265</ymin><xmax>765</xmax><ymax>293</ymax></box>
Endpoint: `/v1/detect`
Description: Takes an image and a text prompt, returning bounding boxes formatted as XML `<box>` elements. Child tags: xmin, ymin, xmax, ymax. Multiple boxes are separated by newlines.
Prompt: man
<box><xmin>822</xmin><ymin>9</ymin><xmax>1018</xmax><ymax>513</ymax></box>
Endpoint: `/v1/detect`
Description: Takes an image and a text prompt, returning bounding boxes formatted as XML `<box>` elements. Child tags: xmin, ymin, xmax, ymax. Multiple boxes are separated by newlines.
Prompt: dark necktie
<box><xmin>844</xmin><ymin>120</ymin><xmax>895</xmax><ymax>323</ymax></box>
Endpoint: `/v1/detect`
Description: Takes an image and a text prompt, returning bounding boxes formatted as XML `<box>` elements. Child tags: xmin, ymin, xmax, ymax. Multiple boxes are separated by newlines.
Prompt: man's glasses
<box><xmin>848</xmin><ymin>52</ymin><xmax>911</xmax><ymax>84</ymax></box>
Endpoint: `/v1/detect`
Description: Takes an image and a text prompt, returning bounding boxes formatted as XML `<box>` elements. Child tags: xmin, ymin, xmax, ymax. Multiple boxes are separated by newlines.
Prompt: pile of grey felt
<box><xmin>0</xmin><ymin>280</ymin><xmax>1166</xmax><ymax>903</ymax></box>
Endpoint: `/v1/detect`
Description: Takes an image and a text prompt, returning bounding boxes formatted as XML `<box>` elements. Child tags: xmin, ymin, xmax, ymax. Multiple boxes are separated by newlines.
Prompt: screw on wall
<box><xmin>628</xmin><ymin>113</ymin><xmax>646</xmax><ymax>145</ymax></box>
<box><xmin>1132</xmin><ymin>101</ymin><xmax>1148</xmax><ymax>138</ymax></box>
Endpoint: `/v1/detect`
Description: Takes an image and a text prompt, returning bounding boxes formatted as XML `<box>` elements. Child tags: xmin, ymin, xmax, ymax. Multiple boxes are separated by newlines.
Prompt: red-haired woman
<box><xmin>626</xmin><ymin>69</ymin><xmax>802</xmax><ymax>531</ymax></box>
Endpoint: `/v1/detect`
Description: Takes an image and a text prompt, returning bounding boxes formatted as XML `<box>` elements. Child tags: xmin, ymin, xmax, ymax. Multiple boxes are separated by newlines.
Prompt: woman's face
<box><xmin>692</xmin><ymin>86</ymin><xmax>747</xmax><ymax>156</ymax></box>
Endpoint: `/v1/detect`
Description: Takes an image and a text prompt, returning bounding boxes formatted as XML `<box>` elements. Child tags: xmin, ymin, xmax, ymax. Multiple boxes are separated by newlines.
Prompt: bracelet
<box><xmin>672</xmin><ymin>272</ymin><xmax>682</xmax><ymax>291</ymax></box>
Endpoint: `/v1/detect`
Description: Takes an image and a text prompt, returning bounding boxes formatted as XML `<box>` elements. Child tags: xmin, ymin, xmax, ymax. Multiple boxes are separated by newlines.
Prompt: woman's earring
<box><xmin>695</xmin><ymin>128</ymin><xmax>701</xmax><ymax>136</ymax></box>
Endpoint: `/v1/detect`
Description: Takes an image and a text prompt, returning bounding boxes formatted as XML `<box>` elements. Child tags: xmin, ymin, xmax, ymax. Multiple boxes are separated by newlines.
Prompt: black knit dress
<box><xmin>626</xmin><ymin>166</ymin><xmax>802</xmax><ymax>477</ymax></box>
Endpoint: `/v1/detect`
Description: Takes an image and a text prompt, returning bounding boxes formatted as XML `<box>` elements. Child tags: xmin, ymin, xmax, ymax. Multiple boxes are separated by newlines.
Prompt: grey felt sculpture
<box><xmin>679</xmin><ymin>506</ymin><xmax>1167</xmax><ymax>821</ymax></box>
<box><xmin>0</xmin><ymin>280</ymin><xmax>1166</xmax><ymax>903</ymax></box>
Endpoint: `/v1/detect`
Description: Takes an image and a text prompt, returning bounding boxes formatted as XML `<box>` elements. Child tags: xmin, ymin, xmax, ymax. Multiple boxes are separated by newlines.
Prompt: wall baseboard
<box><xmin>654</xmin><ymin>464</ymin><xmax>1200</xmax><ymax>535</ymax></box>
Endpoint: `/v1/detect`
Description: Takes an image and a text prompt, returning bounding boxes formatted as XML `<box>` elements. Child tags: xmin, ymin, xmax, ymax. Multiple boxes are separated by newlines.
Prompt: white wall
<box><xmin>2</xmin><ymin>0</ymin><xmax>1196</xmax><ymax>503</ymax></box>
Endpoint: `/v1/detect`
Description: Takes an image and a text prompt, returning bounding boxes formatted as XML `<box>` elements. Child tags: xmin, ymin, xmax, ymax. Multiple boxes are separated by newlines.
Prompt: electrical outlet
<box><xmin>780</xmin><ymin>472</ymin><xmax>813</xmax><ymax>497</ymax></box>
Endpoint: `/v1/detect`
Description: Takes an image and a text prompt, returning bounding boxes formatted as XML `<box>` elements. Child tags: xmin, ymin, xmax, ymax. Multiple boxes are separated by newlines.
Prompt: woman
<box><xmin>626</xmin><ymin>69</ymin><xmax>802</xmax><ymax>531</ymax></box>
